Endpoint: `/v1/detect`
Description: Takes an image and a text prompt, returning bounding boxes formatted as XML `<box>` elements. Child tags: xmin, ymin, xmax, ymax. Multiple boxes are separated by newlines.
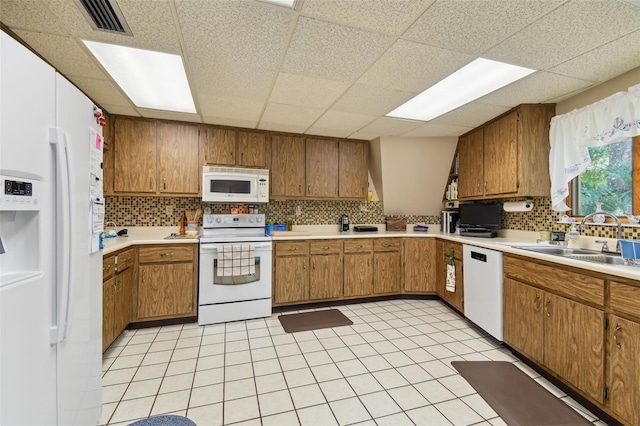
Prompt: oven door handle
<box><xmin>200</xmin><ymin>243</ymin><xmax>273</xmax><ymax>252</ymax></box>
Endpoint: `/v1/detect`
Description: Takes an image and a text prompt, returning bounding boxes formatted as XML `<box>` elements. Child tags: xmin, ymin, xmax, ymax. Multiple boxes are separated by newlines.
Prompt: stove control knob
<box><xmin>215</xmin><ymin>217</ymin><xmax>222</xmax><ymax>224</ymax></box>
<box><xmin>249</xmin><ymin>217</ymin><xmax>255</xmax><ymax>223</ymax></box>
<box><xmin>256</xmin><ymin>216</ymin><xmax>263</xmax><ymax>223</ymax></box>
<box><xmin>206</xmin><ymin>216</ymin><xmax>213</xmax><ymax>224</ymax></box>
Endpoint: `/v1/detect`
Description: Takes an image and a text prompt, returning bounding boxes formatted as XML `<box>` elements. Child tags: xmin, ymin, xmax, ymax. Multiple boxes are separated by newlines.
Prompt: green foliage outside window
<box><xmin>573</xmin><ymin>138</ymin><xmax>633</xmax><ymax>216</ymax></box>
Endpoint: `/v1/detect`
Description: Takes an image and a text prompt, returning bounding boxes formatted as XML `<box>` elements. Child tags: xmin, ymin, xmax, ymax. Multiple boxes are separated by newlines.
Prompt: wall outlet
<box><xmin>166</xmin><ymin>205</ymin><xmax>173</xmax><ymax>215</ymax></box>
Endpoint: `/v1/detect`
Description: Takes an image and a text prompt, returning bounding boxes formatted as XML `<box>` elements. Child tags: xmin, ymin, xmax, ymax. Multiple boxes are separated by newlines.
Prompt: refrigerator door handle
<box><xmin>49</xmin><ymin>128</ymin><xmax>73</xmax><ymax>344</ymax></box>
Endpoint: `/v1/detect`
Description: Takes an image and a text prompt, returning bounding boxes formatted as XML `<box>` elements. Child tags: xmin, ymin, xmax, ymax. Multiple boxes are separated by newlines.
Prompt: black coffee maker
<box><xmin>340</xmin><ymin>214</ymin><xmax>350</xmax><ymax>232</ymax></box>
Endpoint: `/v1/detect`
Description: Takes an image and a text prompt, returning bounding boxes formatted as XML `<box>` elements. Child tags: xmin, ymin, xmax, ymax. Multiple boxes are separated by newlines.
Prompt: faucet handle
<box><xmin>595</xmin><ymin>240</ymin><xmax>609</xmax><ymax>252</ymax></box>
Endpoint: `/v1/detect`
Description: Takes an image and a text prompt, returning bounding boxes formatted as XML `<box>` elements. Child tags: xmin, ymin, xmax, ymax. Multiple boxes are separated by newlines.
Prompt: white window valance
<box><xmin>549</xmin><ymin>83</ymin><xmax>640</xmax><ymax>211</ymax></box>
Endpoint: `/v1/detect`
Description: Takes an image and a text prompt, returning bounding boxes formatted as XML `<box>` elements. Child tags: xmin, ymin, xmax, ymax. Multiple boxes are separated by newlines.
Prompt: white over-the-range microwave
<box><xmin>202</xmin><ymin>166</ymin><xmax>269</xmax><ymax>203</ymax></box>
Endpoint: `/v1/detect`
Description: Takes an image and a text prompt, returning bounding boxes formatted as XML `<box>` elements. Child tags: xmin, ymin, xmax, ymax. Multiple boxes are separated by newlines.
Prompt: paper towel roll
<box><xmin>503</xmin><ymin>200</ymin><xmax>534</xmax><ymax>212</ymax></box>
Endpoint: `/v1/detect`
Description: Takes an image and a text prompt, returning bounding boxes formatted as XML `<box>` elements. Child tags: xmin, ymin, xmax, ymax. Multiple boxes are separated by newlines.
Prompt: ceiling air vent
<box><xmin>75</xmin><ymin>0</ymin><xmax>132</xmax><ymax>35</ymax></box>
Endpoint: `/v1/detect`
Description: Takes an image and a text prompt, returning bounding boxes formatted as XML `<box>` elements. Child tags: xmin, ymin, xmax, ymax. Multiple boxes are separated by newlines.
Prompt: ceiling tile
<box><xmin>485</xmin><ymin>0</ymin><xmax>640</xmax><ymax>70</ymax></box>
<box><xmin>259</xmin><ymin>102</ymin><xmax>325</xmax><ymax>133</ymax></box>
<box><xmin>309</xmin><ymin>110</ymin><xmax>377</xmax><ymax>133</ymax></box>
<box><xmin>100</xmin><ymin>104</ymin><xmax>140</xmax><ymax>117</ymax></box>
<box><xmin>549</xmin><ymin>30</ymin><xmax>640</xmax><ymax>83</ymax></box>
<box><xmin>301</xmin><ymin>0</ymin><xmax>433</xmax><ymax>35</ymax></box>
<box><xmin>304</xmin><ymin>128</ymin><xmax>351</xmax><ymax>138</ymax></box>
<box><xmin>13</xmin><ymin>30</ymin><xmax>105</xmax><ymax>79</ymax></box>
<box><xmin>46</xmin><ymin>0</ymin><xmax>182</xmax><ymax>53</ymax></box>
<box><xmin>177</xmin><ymin>0</ymin><xmax>293</xmax><ymax>70</ymax></box>
<box><xmin>332</xmin><ymin>84</ymin><xmax>415</xmax><ymax>116</ymax></box>
<box><xmin>404</xmin><ymin>0</ymin><xmax>564</xmax><ymax>54</ymax></box>
<box><xmin>477</xmin><ymin>72</ymin><xmax>593</xmax><ymax>106</ymax></box>
<box><xmin>430</xmin><ymin>103</ymin><xmax>510</xmax><ymax>128</ymax></box>
<box><xmin>282</xmin><ymin>16</ymin><xmax>392</xmax><ymax>81</ymax></box>
<box><xmin>189</xmin><ymin>56</ymin><xmax>276</xmax><ymax>103</ymax></box>
<box><xmin>269</xmin><ymin>73</ymin><xmax>351</xmax><ymax>108</ymax></box>
<box><xmin>358</xmin><ymin>39</ymin><xmax>473</xmax><ymax>92</ymax></box>
<box><xmin>403</xmin><ymin>123</ymin><xmax>472</xmax><ymax>137</ymax></box>
<box><xmin>356</xmin><ymin>117</ymin><xmax>424</xmax><ymax>137</ymax></box>
<box><xmin>69</xmin><ymin>76</ymin><xmax>132</xmax><ymax>107</ymax></box>
<box><xmin>0</xmin><ymin>0</ymin><xmax>65</xmax><ymax>34</ymax></box>
<box><xmin>199</xmin><ymin>96</ymin><xmax>264</xmax><ymax>126</ymax></box>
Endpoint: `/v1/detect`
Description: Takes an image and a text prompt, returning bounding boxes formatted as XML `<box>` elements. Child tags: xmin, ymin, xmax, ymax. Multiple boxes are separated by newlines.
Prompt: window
<box><xmin>571</xmin><ymin>136</ymin><xmax>638</xmax><ymax>217</ymax></box>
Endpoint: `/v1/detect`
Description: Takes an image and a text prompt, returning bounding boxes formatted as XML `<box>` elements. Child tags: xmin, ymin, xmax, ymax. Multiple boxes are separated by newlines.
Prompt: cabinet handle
<box><xmin>111</xmin><ymin>280</ymin><xmax>117</xmax><ymax>296</ymax></box>
<box><xmin>142</xmin><ymin>269</ymin><xmax>146</xmax><ymax>283</ymax></box>
<box><xmin>241</xmin><ymin>153</ymin><xmax>244</xmax><ymax>163</ymax></box>
<box><xmin>303</xmin><ymin>260</ymin><xmax>306</xmax><ymax>270</ymax></box>
<box><xmin>230</xmin><ymin>151</ymin><xmax>233</xmax><ymax>160</ymax></box>
<box><xmin>308</xmin><ymin>184</ymin><xmax>311</xmax><ymax>193</ymax></box>
<box><xmin>545</xmin><ymin>298</ymin><xmax>551</xmax><ymax>317</ymax></box>
<box><xmin>312</xmin><ymin>259</ymin><xmax>316</xmax><ymax>269</ymax></box>
<box><xmin>159</xmin><ymin>252</ymin><xmax>174</xmax><ymax>257</ymax></box>
<box><xmin>288</xmin><ymin>247</ymin><xmax>297</xmax><ymax>251</ymax></box>
<box><xmin>322</xmin><ymin>246</ymin><xmax>329</xmax><ymax>250</ymax></box>
<box><xmin>149</xmin><ymin>176</ymin><xmax>154</xmax><ymax>189</ymax></box>
<box><xmin>299</xmin><ymin>184</ymin><xmax>302</xmax><ymax>192</ymax></box>
<box><xmin>533</xmin><ymin>293</ymin><xmax>541</xmax><ymax>312</ymax></box>
<box><xmin>614</xmin><ymin>323</ymin><xmax>622</xmax><ymax>349</ymax></box>
<box><xmin>163</xmin><ymin>177</ymin><xmax>167</xmax><ymax>190</ymax></box>
<box><xmin>104</xmin><ymin>264</ymin><xmax>111</xmax><ymax>271</ymax></box>
<box><xmin>355</xmin><ymin>245</ymin><xmax>362</xmax><ymax>248</ymax></box>
<box><xmin>383</xmin><ymin>243</ymin><xmax>391</xmax><ymax>247</ymax></box>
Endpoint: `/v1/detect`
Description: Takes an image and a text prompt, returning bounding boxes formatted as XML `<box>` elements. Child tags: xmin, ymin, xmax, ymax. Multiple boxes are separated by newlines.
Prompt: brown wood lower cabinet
<box><xmin>102</xmin><ymin>249</ymin><xmax>134</xmax><ymax>352</ymax></box>
<box><xmin>309</xmin><ymin>240</ymin><xmax>343</xmax><ymax>300</ymax></box>
<box><xmin>403</xmin><ymin>238</ymin><xmax>436</xmax><ymax>293</ymax></box>
<box><xmin>503</xmin><ymin>278</ymin><xmax>543</xmax><ymax>363</ymax></box>
<box><xmin>373</xmin><ymin>239</ymin><xmax>401</xmax><ymax>294</ymax></box>
<box><xmin>136</xmin><ymin>244</ymin><xmax>197</xmax><ymax>321</ymax></box>
<box><xmin>607</xmin><ymin>315</ymin><xmax>640</xmax><ymax>426</ymax></box>
<box><xmin>343</xmin><ymin>239</ymin><xmax>373</xmax><ymax>297</ymax></box>
<box><xmin>274</xmin><ymin>241</ymin><xmax>309</xmax><ymax>304</ymax></box>
<box><xmin>437</xmin><ymin>241</ymin><xmax>464</xmax><ymax>312</ymax></box>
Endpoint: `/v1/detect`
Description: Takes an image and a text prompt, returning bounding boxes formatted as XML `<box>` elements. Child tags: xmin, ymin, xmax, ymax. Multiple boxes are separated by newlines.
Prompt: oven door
<box><xmin>199</xmin><ymin>242</ymin><xmax>272</xmax><ymax>304</ymax></box>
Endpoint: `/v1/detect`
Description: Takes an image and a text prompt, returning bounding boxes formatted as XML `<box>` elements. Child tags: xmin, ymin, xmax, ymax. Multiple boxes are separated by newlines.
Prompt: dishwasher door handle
<box><xmin>470</xmin><ymin>251</ymin><xmax>487</xmax><ymax>262</ymax></box>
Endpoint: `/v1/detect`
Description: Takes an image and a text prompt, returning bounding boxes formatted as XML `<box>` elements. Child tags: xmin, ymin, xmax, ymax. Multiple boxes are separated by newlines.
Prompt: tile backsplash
<box><xmin>105</xmin><ymin>196</ymin><xmax>638</xmax><ymax>238</ymax></box>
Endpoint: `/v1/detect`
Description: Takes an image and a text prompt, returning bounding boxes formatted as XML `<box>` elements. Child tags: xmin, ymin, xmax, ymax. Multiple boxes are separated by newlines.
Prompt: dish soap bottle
<box><xmin>567</xmin><ymin>224</ymin><xmax>580</xmax><ymax>248</ymax></box>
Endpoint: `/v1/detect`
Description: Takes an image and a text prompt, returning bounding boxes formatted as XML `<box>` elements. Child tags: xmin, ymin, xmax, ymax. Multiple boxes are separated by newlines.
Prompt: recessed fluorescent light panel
<box><xmin>257</xmin><ymin>0</ymin><xmax>297</xmax><ymax>8</ymax></box>
<box><xmin>83</xmin><ymin>40</ymin><xmax>196</xmax><ymax>113</ymax></box>
<box><xmin>387</xmin><ymin>58</ymin><xmax>535</xmax><ymax>122</ymax></box>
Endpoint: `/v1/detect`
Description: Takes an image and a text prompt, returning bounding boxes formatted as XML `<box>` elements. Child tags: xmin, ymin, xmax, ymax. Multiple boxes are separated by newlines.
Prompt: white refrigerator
<box><xmin>0</xmin><ymin>31</ymin><xmax>103</xmax><ymax>425</ymax></box>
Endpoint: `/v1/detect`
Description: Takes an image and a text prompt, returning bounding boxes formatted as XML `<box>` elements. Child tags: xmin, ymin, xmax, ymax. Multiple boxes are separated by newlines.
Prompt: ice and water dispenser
<box><xmin>0</xmin><ymin>173</ymin><xmax>41</xmax><ymax>287</ymax></box>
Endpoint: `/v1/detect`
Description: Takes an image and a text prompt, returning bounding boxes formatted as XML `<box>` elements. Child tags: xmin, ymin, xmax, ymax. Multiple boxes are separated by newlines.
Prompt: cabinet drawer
<box><xmin>103</xmin><ymin>255</ymin><xmax>115</xmax><ymax>281</ymax></box>
<box><xmin>310</xmin><ymin>240</ymin><xmax>342</xmax><ymax>254</ymax></box>
<box><xmin>275</xmin><ymin>241</ymin><xmax>309</xmax><ymax>256</ymax></box>
<box><xmin>504</xmin><ymin>256</ymin><xmax>604</xmax><ymax>307</ymax></box>
<box><xmin>609</xmin><ymin>281</ymin><xmax>640</xmax><ymax>318</ymax></box>
<box><xmin>344</xmin><ymin>239</ymin><xmax>373</xmax><ymax>253</ymax></box>
<box><xmin>116</xmin><ymin>249</ymin><xmax>134</xmax><ymax>272</ymax></box>
<box><xmin>374</xmin><ymin>239</ymin><xmax>401</xmax><ymax>252</ymax></box>
<box><xmin>138</xmin><ymin>245</ymin><xmax>195</xmax><ymax>263</ymax></box>
<box><xmin>442</xmin><ymin>241</ymin><xmax>462</xmax><ymax>259</ymax></box>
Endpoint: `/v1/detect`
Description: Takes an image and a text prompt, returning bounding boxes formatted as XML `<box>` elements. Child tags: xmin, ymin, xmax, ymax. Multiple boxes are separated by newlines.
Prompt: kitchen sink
<box><xmin>515</xmin><ymin>245</ymin><xmax>627</xmax><ymax>266</ymax></box>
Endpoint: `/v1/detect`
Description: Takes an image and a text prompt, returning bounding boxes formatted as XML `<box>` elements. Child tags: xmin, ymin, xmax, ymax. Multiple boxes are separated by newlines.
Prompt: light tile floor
<box><xmin>101</xmin><ymin>299</ymin><xmax>608</xmax><ymax>426</ymax></box>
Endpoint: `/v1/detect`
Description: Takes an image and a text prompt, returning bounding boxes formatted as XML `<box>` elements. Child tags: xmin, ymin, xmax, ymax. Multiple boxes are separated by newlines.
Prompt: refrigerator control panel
<box><xmin>0</xmin><ymin>175</ymin><xmax>40</xmax><ymax>211</ymax></box>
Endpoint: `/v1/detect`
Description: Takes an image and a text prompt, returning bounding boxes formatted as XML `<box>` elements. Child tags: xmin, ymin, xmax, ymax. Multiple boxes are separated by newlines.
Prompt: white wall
<box><xmin>371</xmin><ymin>136</ymin><xmax>457</xmax><ymax>216</ymax></box>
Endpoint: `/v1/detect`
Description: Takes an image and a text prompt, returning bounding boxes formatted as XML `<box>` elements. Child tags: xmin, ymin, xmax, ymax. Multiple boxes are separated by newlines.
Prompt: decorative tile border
<box><xmin>105</xmin><ymin>196</ymin><xmax>637</xmax><ymax>239</ymax></box>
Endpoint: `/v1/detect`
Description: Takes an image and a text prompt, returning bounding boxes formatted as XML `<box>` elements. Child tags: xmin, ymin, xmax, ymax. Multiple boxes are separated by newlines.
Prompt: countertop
<box><xmin>102</xmin><ymin>225</ymin><xmax>640</xmax><ymax>281</ymax></box>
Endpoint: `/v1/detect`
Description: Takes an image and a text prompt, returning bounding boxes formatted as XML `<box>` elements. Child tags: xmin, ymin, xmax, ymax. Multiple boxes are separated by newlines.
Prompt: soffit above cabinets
<box><xmin>2</xmin><ymin>0</ymin><xmax>639</xmax><ymax>140</ymax></box>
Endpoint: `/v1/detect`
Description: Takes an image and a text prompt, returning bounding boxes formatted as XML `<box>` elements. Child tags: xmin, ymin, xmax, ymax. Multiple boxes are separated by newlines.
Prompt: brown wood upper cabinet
<box><xmin>201</xmin><ymin>126</ymin><xmax>267</xmax><ymax>168</ymax></box>
<box><xmin>113</xmin><ymin>116</ymin><xmax>199</xmax><ymax>196</ymax></box>
<box><xmin>306</xmin><ymin>139</ymin><xmax>339</xmax><ymax>198</ymax></box>
<box><xmin>271</xmin><ymin>137</ymin><xmax>368</xmax><ymax>200</ymax></box>
<box><xmin>457</xmin><ymin>104</ymin><xmax>555</xmax><ymax>200</ymax></box>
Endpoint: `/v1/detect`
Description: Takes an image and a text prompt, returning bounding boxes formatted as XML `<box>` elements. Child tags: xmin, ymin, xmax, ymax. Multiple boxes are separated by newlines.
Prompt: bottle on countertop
<box><xmin>566</xmin><ymin>224</ymin><xmax>580</xmax><ymax>248</ymax></box>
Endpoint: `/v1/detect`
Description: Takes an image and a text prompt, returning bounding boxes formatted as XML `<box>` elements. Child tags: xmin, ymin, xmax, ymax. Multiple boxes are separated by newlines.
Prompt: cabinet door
<box><xmin>339</xmin><ymin>141</ymin><xmax>368</xmax><ymax>199</ymax></box>
<box><xmin>203</xmin><ymin>127</ymin><xmax>236</xmax><ymax>166</ymax></box>
<box><xmin>274</xmin><ymin>256</ymin><xmax>309</xmax><ymax>304</ymax></box>
<box><xmin>271</xmin><ymin>136</ymin><xmax>306</xmax><ymax>197</ymax></box>
<box><xmin>457</xmin><ymin>128</ymin><xmax>484</xmax><ymax>198</ymax></box>
<box><xmin>306</xmin><ymin>139</ymin><xmax>339</xmax><ymax>198</ymax></box>
<box><xmin>439</xmin><ymin>247</ymin><xmax>464</xmax><ymax>312</ymax></box>
<box><xmin>344</xmin><ymin>253</ymin><xmax>372</xmax><ymax>297</ymax></box>
<box><xmin>157</xmin><ymin>122</ymin><xmax>199</xmax><ymax>194</ymax></box>
<box><xmin>607</xmin><ymin>315</ymin><xmax>640</xmax><ymax>426</ymax></box>
<box><xmin>237</xmin><ymin>131</ymin><xmax>266</xmax><ymax>167</ymax></box>
<box><xmin>102</xmin><ymin>277</ymin><xmax>116</xmax><ymax>352</ymax></box>
<box><xmin>483</xmin><ymin>111</ymin><xmax>518</xmax><ymax>196</ymax></box>
<box><xmin>543</xmin><ymin>293</ymin><xmax>604</xmax><ymax>403</ymax></box>
<box><xmin>403</xmin><ymin>239</ymin><xmax>436</xmax><ymax>292</ymax></box>
<box><xmin>137</xmin><ymin>263</ymin><xmax>195</xmax><ymax>319</ymax></box>
<box><xmin>309</xmin><ymin>254</ymin><xmax>343</xmax><ymax>300</ymax></box>
<box><xmin>113</xmin><ymin>268</ymin><xmax>132</xmax><ymax>337</ymax></box>
<box><xmin>114</xmin><ymin>118</ymin><xmax>157</xmax><ymax>193</ymax></box>
<box><xmin>373</xmin><ymin>251</ymin><xmax>401</xmax><ymax>294</ymax></box>
<box><xmin>503</xmin><ymin>278</ymin><xmax>543</xmax><ymax>363</ymax></box>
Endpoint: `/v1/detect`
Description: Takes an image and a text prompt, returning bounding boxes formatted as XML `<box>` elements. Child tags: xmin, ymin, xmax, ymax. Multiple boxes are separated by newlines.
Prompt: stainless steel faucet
<box><xmin>580</xmin><ymin>211</ymin><xmax>623</xmax><ymax>252</ymax></box>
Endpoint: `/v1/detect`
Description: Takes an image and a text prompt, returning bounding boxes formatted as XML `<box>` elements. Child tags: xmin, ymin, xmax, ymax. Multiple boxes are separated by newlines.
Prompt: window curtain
<box><xmin>549</xmin><ymin>83</ymin><xmax>640</xmax><ymax>211</ymax></box>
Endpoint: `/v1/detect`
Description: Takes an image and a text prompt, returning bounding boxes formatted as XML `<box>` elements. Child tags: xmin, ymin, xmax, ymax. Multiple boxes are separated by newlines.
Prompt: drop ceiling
<box><xmin>2</xmin><ymin>0</ymin><xmax>639</xmax><ymax>140</ymax></box>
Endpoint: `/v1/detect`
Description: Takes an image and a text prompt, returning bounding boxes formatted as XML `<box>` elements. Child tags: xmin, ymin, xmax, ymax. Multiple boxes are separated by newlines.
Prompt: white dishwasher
<box><xmin>463</xmin><ymin>245</ymin><xmax>504</xmax><ymax>341</ymax></box>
